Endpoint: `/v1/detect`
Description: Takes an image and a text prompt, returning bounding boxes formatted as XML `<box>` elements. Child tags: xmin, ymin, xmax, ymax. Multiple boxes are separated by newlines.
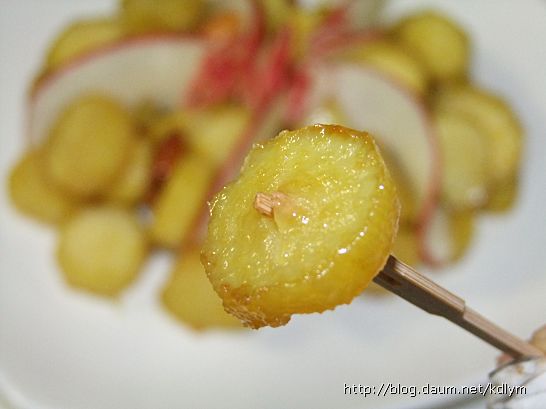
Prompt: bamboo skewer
<box><xmin>254</xmin><ymin>192</ymin><xmax>543</xmax><ymax>359</ymax></box>
<box><xmin>374</xmin><ymin>255</ymin><xmax>544</xmax><ymax>359</ymax></box>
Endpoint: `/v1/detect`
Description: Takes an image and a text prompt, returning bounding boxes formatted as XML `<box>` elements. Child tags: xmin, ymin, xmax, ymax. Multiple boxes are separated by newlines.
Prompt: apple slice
<box><xmin>162</xmin><ymin>248</ymin><xmax>243</xmax><ymax>330</ymax></box>
<box><xmin>338</xmin><ymin>40</ymin><xmax>429</xmax><ymax>95</ymax></box>
<box><xmin>418</xmin><ymin>205</ymin><xmax>475</xmax><ymax>267</ymax></box>
<box><xmin>28</xmin><ymin>35</ymin><xmax>209</xmax><ymax>144</ymax></box>
<box><xmin>183</xmin><ymin>96</ymin><xmax>287</xmax><ymax>246</ymax></box>
<box><xmin>308</xmin><ymin>0</ymin><xmax>384</xmax><ymax>56</ymax></box>
<box><xmin>300</xmin><ymin>63</ymin><xmax>440</xmax><ymax>227</ymax></box>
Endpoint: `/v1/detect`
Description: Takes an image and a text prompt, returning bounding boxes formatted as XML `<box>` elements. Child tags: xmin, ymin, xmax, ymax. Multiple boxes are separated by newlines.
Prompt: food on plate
<box><xmin>343</xmin><ymin>40</ymin><xmax>429</xmax><ymax>95</ymax></box>
<box><xmin>147</xmin><ymin>111</ymin><xmax>188</xmax><ymax>144</ymax></box>
<box><xmin>379</xmin><ymin>148</ymin><xmax>418</xmax><ymax>224</ymax></box>
<box><xmin>420</xmin><ymin>206</ymin><xmax>475</xmax><ymax>266</ymax></box>
<box><xmin>434</xmin><ymin>85</ymin><xmax>523</xmax><ymax>185</ymax></box>
<box><xmin>9</xmin><ymin>150</ymin><xmax>77</xmax><ymax>224</ymax></box>
<box><xmin>106</xmin><ymin>138</ymin><xmax>153</xmax><ymax>205</ymax></box>
<box><xmin>182</xmin><ymin>105</ymin><xmax>251</xmax><ymax>165</ymax></box>
<box><xmin>150</xmin><ymin>105</ymin><xmax>251</xmax><ymax>164</ymax></box>
<box><xmin>44</xmin><ymin>95</ymin><xmax>134</xmax><ymax>198</ymax></box>
<box><xmin>262</xmin><ymin>0</ymin><xmax>293</xmax><ymax>33</ymax></box>
<box><xmin>149</xmin><ymin>103</ymin><xmax>278</xmax><ymax>248</ymax></box>
<box><xmin>392</xmin><ymin>224</ymin><xmax>419</xmax><ymax>266</ymax></box>
<box><xmin>434</xmin><ymin>110</ymin><xmax>488</xmax><ymax>210</ymax></box>
<box><xmin>302</xmin><ymin>64</ymin><xmax>437</xmax><ymax>225</ymax></box>
<box><xmin>202</xmin><ymin>124</ymin><xmax>400</xmax><ymax>328</ymax></box>
<box><xmin>162</xmin><ymin>249</ymin><xmax>243</xmax><ymax>329</ymax></box>
<box><xmin>46</xmin><ymin>18</ymin><xmax>123</xmax><ymax>70</ymax></box>
<box><xmin>150</xmin><ymin>154</ymin><xmax>214</xmax><ymax>248</ymax></box>
<box><xmin>7</xmin><ymin>0</ymin><xmax>525</xmax><ymax>328</ymax></box>
<box><xmin>146</xmin><ymin>134</ymin><xmax>185</xmax><ymax>203</ymax></box>
<box><xmin>485</xmin><ymin>175</ymin><xmax>519</xmax><ymax>213</ymax></box>
<box><xmin>57</xmin><ymin>206</ymin><xmax>148</xmax><ymax>296</ymax></box>
<box><xmin>201</xmin><ymin>11</ymin><xmax>242</xmax><ymax>41</ymax></box>
<box><xmin>393</xmin><ymin>11</ymin><xmax>469</xmax><ymax>82</ymax></box>
<box><xmin>132</xmin><ymin>100</ymin><xmax>167</xmax><ymax>136</ymax></box>
<box><xmin>449</xmin><ymin>211</ymin><xmax>475</xmax><ymax>261</ymax></box>
<box><xmin>120</xmin><ymin>0</ymin><xmax>204</xmax><ymax>34</ymax></box>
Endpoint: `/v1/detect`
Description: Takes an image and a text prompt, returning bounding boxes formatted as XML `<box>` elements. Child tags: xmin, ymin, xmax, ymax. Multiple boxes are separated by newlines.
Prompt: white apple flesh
<box><xmin>28</xmin><ymin>35</ymin><xmax>209</xmax><ymax>144</ymax></box>
<box><xmin>26</xmin><ymin>31</ymin><xmax>288</xmax><ymax>248</ymax></box>
<box><xmin>27</xmin><ymin>31</ymin><xmax>442</xmax><ymax>261</ymax></box>
<box><xmin>185</xmin><ymin>96</ymin><xmax>287</xmax><ymax>244</ymax></box>
<box><xmin>300</xmin><ymin>62</ymin><xmax>440</xmax><ymax>229</ymax></box>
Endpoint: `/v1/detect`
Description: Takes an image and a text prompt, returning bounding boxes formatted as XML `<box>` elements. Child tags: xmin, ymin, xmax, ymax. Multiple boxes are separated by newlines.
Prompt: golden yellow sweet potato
<box><xmin>202</xmin><ymin>125</ymin><xmax>400</xmax><ymax>328</ymax></box>
<box><xmin>392</xmin><ymin>224</ymin><xmax>419</xmax><ymax>266</ymax></box>
<box><xmin>132</xmin><ymin>100</ymin><xmax>167</xmax><ymax>136</ymax></box>
<box><xmin>435</xmin><ymin>85</ymin><xmax>523</xmax><ymax>184</ymax></box>
<box><xmin>393</xmin><ymin>11</ymin><xmax>469</xmax><ymax>82</ymax></box>
<box><xmin>162</xmin><ymin>249</ymin><xmax>243</xmax><ymax>330</ymax></box>
<box><xmin>380</xmin><ymin>147</ymin><xmax>418</xmax><ymax>223</ymax></box>
<box><xmin>182</xmin><ymin>105</ymin><xmax>250</xmax><ymax>165</ymax></box>
<box><xmin>346</xmin><ymin>41</ymin><xmax>429</xmax><ymax>94</ymax></box>
<box><xmin>262</xmin><ymin>0</ymin><xmax>293</xmax><ymax>32</ymax></box>
<box><xmin>150</xmin><ymin>154</ymin><xmax>214</xmax><ymax>248</ymax></box>
<box><xmin>121</xmin><ymin>0</ymin><xmax>204</xmax><ymax>33</ymax></box>
<box><xmin>106</xmin><ymin>138</ymin><xmax>152</xmax><ymax>205</ymax></box>
<box><xmin>57</xmin><ymin>206</ymin><xmax>148</xmax><ymax>296</ymax></box>
<box><xmin>9</xmin><ymin>150</ymin><xmax>77</xmax><ymax>224</ymax></box>
<box><xmin>45</xmin><ymin>95</ymin><xmax>134</xmax><ymax>198</ymax></box>
<box><xmin>148</xmin><ymin>110</ymin><xmax>187</xmax><ymax>144</ymax></box>
<box><xmin>485</xmin><ymin>175</ymin><xmax>519</xmax><ymax>213</ymax></box>
<box><xmin>434</xmin><ymin>110</ymin><xmax>489</xmax><ymax>210</ymax></box>
<box><xmin>46</xmin><ymin>18</ymin><xmax>123</xmax><ymax>70</ymax></box>
<box><xmin>450</xmin><ymin>210</ymin><xmax>475</xmax><ymax>262</ymax></box>
<box><xmin>148</xmin><ymin>106</ymin><xmax>249</xmax><ymax>165</ymax></box>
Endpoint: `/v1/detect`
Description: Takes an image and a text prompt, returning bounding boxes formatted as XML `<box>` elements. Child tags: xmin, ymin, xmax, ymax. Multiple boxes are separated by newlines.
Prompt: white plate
<box><xmin>1</xmin><ymin>1</ymin><xmax>546</xmax><ymax>409</ymax></box>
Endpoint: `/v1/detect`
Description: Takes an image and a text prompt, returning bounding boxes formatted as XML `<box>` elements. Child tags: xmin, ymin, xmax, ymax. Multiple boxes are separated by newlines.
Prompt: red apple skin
<box><xmin>29</xmin><ymin>0</ymin><xmax>267</xmax><ymax>99</ymax></box>
<box><xmin>342</xmin><ymin>66</ymin><xmax>442</xmax><ymax>267</ymax></box>
<box><xmin>311</xmin><ymin>29</ymin><xmax>385</xmax><ymax>59</ymax></box>
<box><xmin>182</xmin><ymin>97</ymin><xmax>286</xmax><ymax>248</ymax></box>
<box><xmin>30</xmin><ymin>33</ymin><xmax>206</xmax><ymax>99</ymax></box>
<box><xmin>27</xmin><ymin>34</ymin><xmax>210</xmax><ymax>149</ymax></box>
<box><xmin>27</xmin><ymin>2</ymin><xmax>287</xmax><ymax>253</ymax></box>
<box><xmin>146</xmin><ymin>134</ymin><xmax>186</xmax><ymax>204</ymax></box>
<box><xmin>28</xmin><ymin>4</ymin><xmax>443</xmax><ymax>262</ymax></box>
<box><xmin>361</xmin><ymin>68</ymin><xmax>442</xmax><ymax>265</ymax></box>
<box><xmin>295</xmin><ymin>17</ymin><xmax>441</xmax><ymax>264</ymax></box>
<box><xmin>417</xmin><ymin>202</ymin><xmax>442</xmax><ymax>267</ymax></box>
<box><xmin>307</xmin><ymin>41</ymin><xmax>443</xmax><ymax>266</ymax></box>
<box><xmin>285</xmin><ymin>62</ymin><xmax>442</xmax><ymax>267</ymax></box>
<box><xmin>378</xmin><ymin>74</ymin><xmax>441</xmax><ymax>267</ymax></box>
<box><xmin>185</xmin><ymin>0</ymin><xmax>266</xmax><ymax>109</ymax></box>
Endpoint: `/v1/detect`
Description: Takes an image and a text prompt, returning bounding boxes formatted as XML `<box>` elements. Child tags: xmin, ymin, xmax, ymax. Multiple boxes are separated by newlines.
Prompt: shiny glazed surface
<box><xmin>202</xmin><ymin>124</ymin><xmax>400</xmax><ymax>328</ymax></box>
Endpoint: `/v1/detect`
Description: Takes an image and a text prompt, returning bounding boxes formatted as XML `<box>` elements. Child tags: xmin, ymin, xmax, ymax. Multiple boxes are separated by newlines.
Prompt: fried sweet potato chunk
<box><xmin>57</xmin><ymin>206</ymin><xmax>147</xmax><ymax>296</ymax></box>
<box><xmin>45</xmin><ymin>95</ymin><xmax>134</xmax><ymax>198</ymax></box>
<box><xmin>162</xmin><ymin>249</ymin><xmax>243</xmax><ymax>330</ymax></box>
<box><xmin>393</xmin><ymin>11</ymin><xmax>469</xmax><ymax>82</ymax></box>
<box><xmin>9</xmin><ymin>150</ymin><xmax>77</xmax><ymax>223</ymax></box>
<box><xmin>202</xmin><ymin>125</ymin><xmax>400</xmax><ymax>328</ymax></box>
